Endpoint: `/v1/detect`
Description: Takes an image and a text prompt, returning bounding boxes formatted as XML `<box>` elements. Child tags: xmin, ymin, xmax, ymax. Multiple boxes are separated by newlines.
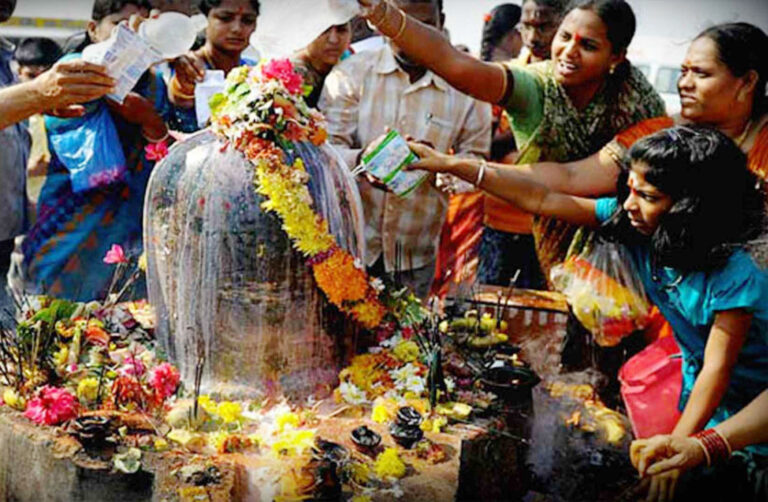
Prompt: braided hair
<box><xmin>480</xmin><ymin>4</ymin><xmax>522</xmax><ymax>62</ymax></box>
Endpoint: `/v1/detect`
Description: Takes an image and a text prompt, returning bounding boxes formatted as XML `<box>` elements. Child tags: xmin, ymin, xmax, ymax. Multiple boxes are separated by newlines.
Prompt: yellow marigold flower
<box><xmin>420</xmin><ymin>416</ymin><xmax>448</xmax><ymax>433</ymax></box>
<box><xmin>374</xmin><ymin>448</ymin><xmax>406</xmax><ymax>480</ymax></box>
<box><xmin>349</xmin><ymin>462</ymin><xmax>371</xmax><ymax>485</ymax></box>
<box><xmin>351</xmin><ymin>495</ymin><xmax>371</xmax><ymax>502</ymax></box>
<box><xmin>2</xmin><ymin>388</ymin><xmax>25</xmax><ymax>411</ymax></box>
<box><xmin>217</xmin><ymin>401</ymin><xmax>243</xmax><ymax>423</ymax></box>
<box><xmin>276</xmin><ymin>411</ymin><xmax>300</xmax><ymax>432</ymax></box>
<box><xmin>271</xmin><ymin>429</ymin><xmax>315</xmax><ymax>456</ymax></box>
<box><xmin>350</xmin><ymin>299</ymin><xmax>386</xmax><ymax>329</ymax></box>
<box><xmin>52</xmin><ymin>346</ymin><xmax>69</xmax><ymax>369</ymax></box>
<box><xmin>393</xmin><ymin>340</ymin><xmax>420</xmax><ymax>363</ymax></box>
<box><xmin>137</xmin><ymin>252</ymin><xmax>147</xmax><ymax>272</ymax></box>
<box><xmin>77</xmin><ymin>377</ymin><xmax>100</xmax><ymax>402</ymax></box>
<box><xmin>197</xmin><ymin>395</ymin><xmax>218</xmax><ymax>415</ymax></box>
<box><xmin>371</xmin><ymin>403</ymin><xmax>393</xmax><ymax>424</ymax></box>
<box><xmin>154</xmin><ymin>438</ymin><xmax>169</xmax><ymax>452</ymax></box>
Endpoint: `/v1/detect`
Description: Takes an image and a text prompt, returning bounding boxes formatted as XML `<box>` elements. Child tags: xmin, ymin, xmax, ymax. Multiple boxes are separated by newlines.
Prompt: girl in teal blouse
<box><xmin>407</xmin><ymin>125</ymin><xmax>768</xmax><ymax>496</ymax></box>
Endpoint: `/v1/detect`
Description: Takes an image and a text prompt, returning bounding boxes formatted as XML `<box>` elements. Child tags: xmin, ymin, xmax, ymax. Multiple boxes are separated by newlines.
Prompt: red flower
<box><xmin>148</xmin><ymin>362</ymin><xmax>180</xmax><ymax>402</ymax></box>
<box><xmin>145</xmin><ymin>140</ymin><xmax>169</xmax><ymax>162</ymax></box>
<box><xmin>261</xmin><ymin>59</ymin><xmax>304</xmax><ymax>95</ymax></box>
<box><xmin>103</xmin><ymin>244</ymin><xmax>128</xmax><ymax>264</ymax></box>
<box><xmin>23</xmin><ymin>386</ymin><xmax>79</xmax><ymax>426</ymax></box>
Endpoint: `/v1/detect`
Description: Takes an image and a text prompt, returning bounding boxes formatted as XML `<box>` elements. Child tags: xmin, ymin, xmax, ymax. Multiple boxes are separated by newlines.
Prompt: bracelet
<box><xmin>474</xmin><ymin>159</ymin><xmax>487</xmax><ymax>187</ymax></box>
<box><xmin>494</xmin><ymin>62</ymin><xmax>509</xmax><ymax>104</ymax></box>
<box><xmin>692</xmin><ymin>437</ymin><xmax>712</xmax><ymax>467</ymax></box>
<box><xmin>368</xmin><ymin>0</ymin><xmax>389</xmax><ymax>26</ymax></box>
<box><xmin>143</xmin><ymin>129</ymin><xmax>170</xmax><ymax>143</ymax></box>
<box><xmin>170</xmin><ymin>75</ymin><xmax>195</xmax><ymax>101</ymax></box>
<box><xmin>692</xmin><ymin>429</ymin><xmax>731</xmax><ymax>466</ymax></box>
<box><xmin>392</xmin><ymin>8</ymin><xmax>408</xmax><ymax>41</ymax></box>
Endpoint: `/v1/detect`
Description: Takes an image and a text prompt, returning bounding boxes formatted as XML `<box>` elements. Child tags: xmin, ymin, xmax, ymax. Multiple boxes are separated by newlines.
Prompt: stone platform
<box><xmin>0</xmin><ymin>407</ymin><xmax>527</xmax><ymax>502</ymax></box>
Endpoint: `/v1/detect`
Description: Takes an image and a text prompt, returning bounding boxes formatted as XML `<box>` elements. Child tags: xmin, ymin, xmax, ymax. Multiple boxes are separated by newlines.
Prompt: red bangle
<box><xmin>692</xmin><ymin>428</ymin><xmax>731</xmax><ymax>466</ymax></box>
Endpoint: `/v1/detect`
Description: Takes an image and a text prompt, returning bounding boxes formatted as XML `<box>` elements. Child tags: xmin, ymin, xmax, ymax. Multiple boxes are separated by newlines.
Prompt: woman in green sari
<box><xmin>357</xmin><ymin>0</ymin><xmax>665</xmax><ymax>281</ymax></box>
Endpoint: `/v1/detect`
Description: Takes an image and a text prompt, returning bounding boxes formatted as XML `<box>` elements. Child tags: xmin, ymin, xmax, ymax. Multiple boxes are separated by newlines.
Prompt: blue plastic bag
<box><xmin>46</xmin><ymin>102</ymin><xmax>127</xmax><ymax>193</ymax></box>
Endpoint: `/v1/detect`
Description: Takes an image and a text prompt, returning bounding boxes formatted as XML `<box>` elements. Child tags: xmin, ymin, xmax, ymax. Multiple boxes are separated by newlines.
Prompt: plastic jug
<box><xmin>138</xmin><ymin>12</ymin><xmax>204</xmax><ymax>59</ymax></box>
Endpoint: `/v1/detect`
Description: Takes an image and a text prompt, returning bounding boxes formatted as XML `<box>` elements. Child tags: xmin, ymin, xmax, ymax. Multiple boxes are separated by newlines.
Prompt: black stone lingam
<box><xmin>350</xmin><ymin>425</ymin><xmax>382</xmax><ymax>454</ymax></box>
<box><xmin>389</xmin><ymin>406</ymin><xmax>424</xmax><ymax>449</ymax></box>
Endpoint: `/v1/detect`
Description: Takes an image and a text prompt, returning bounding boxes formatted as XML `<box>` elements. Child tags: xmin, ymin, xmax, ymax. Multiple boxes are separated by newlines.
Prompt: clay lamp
<box><xmin>390</xmin><ymin>406</ymin><xmax>424</xmax><ymax>449</ymax></box>
<box><xmin>350</xmin><ymin>425</ymin><xmax>382</xmax><ymax>454</ymax></box>
<box><xmin>312</xmin><ymin>437</ymin><xmax>350</xmax><ymax>465</ymax></box>
<box><xmin>396</xmin><ymin>406</ymin><xmax>423</xmax><ymax>428</ymax></box>
<box><xmin>69</xmin><ymin>415</ymin><xmax>113</xmax><ymax>450</ymax></box>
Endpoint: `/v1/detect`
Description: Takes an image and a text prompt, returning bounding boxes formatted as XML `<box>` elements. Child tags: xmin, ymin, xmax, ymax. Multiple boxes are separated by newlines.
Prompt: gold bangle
<box><xmin>368</xmin><ymin>0</ymin><xmax>389</xmax><ymax>26</ymax></box>
<box><xmin>494</xmin><ymin>62</ymin><xmax>508</xmax><ymax>104</ymax></box>
<box><xmin>171</xmin><ymin>75</ymin><xmax>195</xmax><ymax>101</ymax></box>
<box><xmin>143</xmin><ymin>128</ymin><xmax>170</xmax><ymax>143</ymax></box>
<box><xmin>392</xmin><ymin>8</ymin><xmax>408</xmax><ymax>41</ymax></box>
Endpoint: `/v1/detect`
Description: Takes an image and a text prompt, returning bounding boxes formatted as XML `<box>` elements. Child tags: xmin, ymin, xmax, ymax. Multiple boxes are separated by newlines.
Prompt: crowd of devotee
<box><xmin>0</xmin><ymin>0</ymin><xmax>766</xmax><ymax>500</ymax></box>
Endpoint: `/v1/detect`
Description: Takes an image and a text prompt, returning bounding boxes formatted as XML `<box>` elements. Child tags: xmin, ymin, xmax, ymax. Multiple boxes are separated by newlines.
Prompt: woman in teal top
<box><xmin>406</xmin><ymin>125</ymin><xmax>768</xmax><ymax>499</ymax></box>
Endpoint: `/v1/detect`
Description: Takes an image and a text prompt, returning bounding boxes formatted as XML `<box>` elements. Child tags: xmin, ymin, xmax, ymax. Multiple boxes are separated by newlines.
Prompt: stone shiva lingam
<box><xmin>143</xmin><ymin>61</ymin><xmax>370</xmax><ymax>400</ymax></box>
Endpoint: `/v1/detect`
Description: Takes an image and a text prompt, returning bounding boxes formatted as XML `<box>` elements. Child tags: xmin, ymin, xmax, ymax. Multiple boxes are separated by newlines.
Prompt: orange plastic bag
<box><xmin>551</xmin><ymin>238</ymin><xmax>651</xmax><ymax>346</ymax></box>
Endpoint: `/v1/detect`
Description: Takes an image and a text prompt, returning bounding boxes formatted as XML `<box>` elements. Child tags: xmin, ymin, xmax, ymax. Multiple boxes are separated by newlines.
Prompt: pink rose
<box><xmin>260</xmin><ymin>59</ymin><xmax>304</xmax><ymax>95</ymax></box>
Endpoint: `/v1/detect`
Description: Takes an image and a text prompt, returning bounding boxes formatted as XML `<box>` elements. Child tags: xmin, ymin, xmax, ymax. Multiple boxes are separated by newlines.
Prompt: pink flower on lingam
<box><xmin>23</xmin><ymin>386</ymin><xmax>79</xmax><ymax>426</ymax></box>
<box><xmin>148</xmin><ymin>363</ymin><xmax>180</xmax><ymax>401</ymax></box>
<box><xmin>261</xmin><ymin>59</ymin><xmax>303</xmax><ymax>95</ymax></box>
<box><xmin>118</xmin><ymin>355</ymin><xmax>146</xmax><ymax>378</ymax></box>
<box><xmin>103</xmin><ymin>244</ymin><xmax>128</xmax><ymax>265</ymax></box>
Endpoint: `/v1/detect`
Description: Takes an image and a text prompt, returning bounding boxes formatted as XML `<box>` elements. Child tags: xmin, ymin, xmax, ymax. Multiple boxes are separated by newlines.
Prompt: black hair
<box><xmin>92</xmin><ymin>0</ymin><xmax>151</xmax><ymax>22</ymax></box>
<box><xmin>565</xmin><ymin>0</ymin><xmax>634</xmax><ymax>55</ymax></box>
<box><xmin>395</xmin><ymin>0</ymin><xmax>444</xmax><ymax>15</ymax></box>
<box><xmin>480</xmin><ymin>4</ymin><xmax>521</xmax><ymax>62</ymax></box>
<box><xmin>522</xmin><ymin>0</ymin><xmax>568</xmax><ymax>14</ymax></box>
<box><xmin>696</xmin><ymin>23</ymin><xmax>768</xmax><ymax>118</ymax></box>
<box><xmin>199</xmin><ymin>0</ymin><xmax>260</xmax><ymax>16</ymax></box>
<box><xmin>14</xmin><ymin>37</ymin><xmax>62</xmax><ymax>67</ymax></box>
<box><xmin>604</xmin><ymin>125</ymin><xmax>766</xmax><ymax>272</ymax></box>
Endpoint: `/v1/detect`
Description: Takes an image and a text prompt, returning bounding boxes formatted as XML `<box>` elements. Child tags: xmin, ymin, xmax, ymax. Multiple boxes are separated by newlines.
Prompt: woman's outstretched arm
<box><xmin>408</xmin><ymin>142</ymin><xmax>601</xmax><ymax>227</ymax></box>
<box><xmin>359</xmin><ymin>0</ymin><xmax>507</xmax><ymax>104</ymax></box>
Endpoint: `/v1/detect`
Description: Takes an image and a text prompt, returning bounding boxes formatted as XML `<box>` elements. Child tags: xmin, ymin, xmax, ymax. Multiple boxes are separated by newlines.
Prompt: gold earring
<box><xmin>609</xmin><ymin>64</ymin><xmax>616</xmax><ymax>75</ymax></box>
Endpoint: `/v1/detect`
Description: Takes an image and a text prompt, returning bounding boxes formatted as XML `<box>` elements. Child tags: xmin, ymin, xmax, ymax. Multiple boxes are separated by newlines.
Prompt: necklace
<box><xmin>734</xmin><ymin>119</ymin><xmax>753</xmax><ymax>148</ymax></box>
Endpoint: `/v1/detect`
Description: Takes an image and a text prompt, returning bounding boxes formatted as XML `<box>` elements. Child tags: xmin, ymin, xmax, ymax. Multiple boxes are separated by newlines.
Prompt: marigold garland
<box><xmin>210</xmin><ymin>59</ymin><xmax>385</xmax><ymax>328</ymax></box>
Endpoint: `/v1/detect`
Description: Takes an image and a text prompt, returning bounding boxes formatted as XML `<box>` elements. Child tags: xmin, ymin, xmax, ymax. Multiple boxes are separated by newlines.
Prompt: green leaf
<box><xmin>209</xmin><ymin>93</ymin><xmax>227</xmax><ymax>117</ymax></box>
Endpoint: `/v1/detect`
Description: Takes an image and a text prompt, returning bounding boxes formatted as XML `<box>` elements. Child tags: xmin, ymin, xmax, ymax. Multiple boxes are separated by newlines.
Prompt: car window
<box><xmin>655</xmin><ymin>66</ymin><xmax>681</xmax><ymax>94</ymax></box>
<box><xmin>635</xmin><ymin>63</ymin><xmax>651</xmax><ymax>79</ymax></box>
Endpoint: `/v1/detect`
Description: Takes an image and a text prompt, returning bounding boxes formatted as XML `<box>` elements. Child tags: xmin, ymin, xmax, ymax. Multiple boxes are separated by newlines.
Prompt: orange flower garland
<box><xmin>210</xmin><ymin>60</ymin><xmax>385</xmax><ymax>328</ymax></box>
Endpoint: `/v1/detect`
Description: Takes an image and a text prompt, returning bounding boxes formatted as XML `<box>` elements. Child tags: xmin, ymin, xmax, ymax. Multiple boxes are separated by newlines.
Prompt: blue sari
<box><xmin>22</xmin><ymin>66</ymin><xmax>168</xmax><ymax>301</ymax></box>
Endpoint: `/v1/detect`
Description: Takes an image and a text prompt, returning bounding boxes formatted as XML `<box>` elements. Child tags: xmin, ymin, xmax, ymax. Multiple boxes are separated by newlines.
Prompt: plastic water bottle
<box><xmin>138</xmin><ymin>12</ymin><xmax>205</xmax><ymax>59</ymax></box>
